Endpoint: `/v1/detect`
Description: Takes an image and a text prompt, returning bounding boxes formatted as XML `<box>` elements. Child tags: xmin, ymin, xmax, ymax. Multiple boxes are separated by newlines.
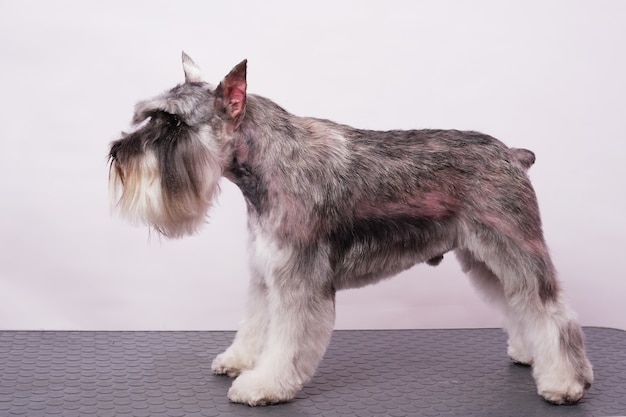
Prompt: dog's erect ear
<box><xmin>214</xmin><ymin>60</ymin><xmax>247</xmax><ymax>128</ymax></box>
<box><xmin>182</xmin><ymin>51</ymin><xmax>203</xmax><ymax>83</ymax></box>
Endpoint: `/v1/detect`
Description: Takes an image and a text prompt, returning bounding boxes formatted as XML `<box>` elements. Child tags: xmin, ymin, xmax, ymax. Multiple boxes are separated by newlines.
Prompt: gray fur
<box><xmin>108</xmin><ymin>54</ymin><xmax>593</xmax><ymax>406</ymax></box>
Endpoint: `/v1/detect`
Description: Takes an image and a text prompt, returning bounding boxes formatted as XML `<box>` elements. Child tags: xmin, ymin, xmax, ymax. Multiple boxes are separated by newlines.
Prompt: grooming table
<box><xmin>0</xmin><ymin>328</ymin><xmax>624</xmax><ymax>417</ymax></box>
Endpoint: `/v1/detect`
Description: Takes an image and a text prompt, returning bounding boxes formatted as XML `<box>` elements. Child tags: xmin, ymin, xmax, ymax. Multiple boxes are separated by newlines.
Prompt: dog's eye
<box><xmin>166</xmin><ymin>113</ymin><xmax>183</xmax><ymax>127</ymax></box>
<box><xmin>152</xmin><ymin>111</ymin><xmax>183</xmax><ymax>127</ymax></box>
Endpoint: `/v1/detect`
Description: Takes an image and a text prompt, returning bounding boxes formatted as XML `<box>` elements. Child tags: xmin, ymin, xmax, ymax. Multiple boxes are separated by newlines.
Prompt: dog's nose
<box><xmin>109</xmin><ymin>140</ymin><xmax>123</xmax><ymax>162</ymax></box>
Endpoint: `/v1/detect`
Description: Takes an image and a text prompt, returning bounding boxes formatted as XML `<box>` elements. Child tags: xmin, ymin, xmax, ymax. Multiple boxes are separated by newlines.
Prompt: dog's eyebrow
<box><xmin>132</xmin><ymin>108</ymin><xmax>164</xmax><ymax>123</ymax></box>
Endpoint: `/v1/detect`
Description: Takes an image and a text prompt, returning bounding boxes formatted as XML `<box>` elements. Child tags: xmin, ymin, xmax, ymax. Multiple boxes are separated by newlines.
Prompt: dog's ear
<box><xmin>214</xmin><ymin>59</ymin><xmax>247</xmax><ymax>129</ymax></box>
<box><xmin>182</xmin><ymin>51</ymin><xmax>203</xmax><ymax>83</ymax></box>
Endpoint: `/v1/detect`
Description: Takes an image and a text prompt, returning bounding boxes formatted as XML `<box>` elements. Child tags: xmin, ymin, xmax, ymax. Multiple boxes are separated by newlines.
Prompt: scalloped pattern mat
<box><xmin>0</xmin><ymin>327</ymin><xmax>624</xmax><ymax>416</ymax></box>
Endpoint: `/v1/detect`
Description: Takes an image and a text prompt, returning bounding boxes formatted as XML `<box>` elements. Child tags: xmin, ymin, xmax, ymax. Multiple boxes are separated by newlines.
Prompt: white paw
<box><xmin>507</xmin><ymin>343</ymin><xmax>533</xmax><ymax>366</ymax></box>
<box><xmin>537</xmin><ymin>379</ymin><xmax>589</xmax><ymax>404</ymax></box>
<box><xmin>535</xmin><ymin>367</ymin><xmax>592</xmax><ymax>404</ymax></box>
<box><xmin>211</xmin><ymin>350</ymin><xmax>254</xmax><ymax>377</ymax></box>
<box><xmin>228</xmin><ymin>370</ymin><xmax>299</xmax><ymax>406</ymax></box>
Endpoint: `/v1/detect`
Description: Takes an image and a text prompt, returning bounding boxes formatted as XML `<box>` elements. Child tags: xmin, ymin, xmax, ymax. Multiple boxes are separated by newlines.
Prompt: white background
<box><xmin>1</xmin><ymin>1</ymin><xmax>624</xmax><ymax>331</ymax></box>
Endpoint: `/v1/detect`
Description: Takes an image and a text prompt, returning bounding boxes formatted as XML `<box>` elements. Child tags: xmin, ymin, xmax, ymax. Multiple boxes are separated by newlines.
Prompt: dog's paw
<box><xmin>228</xmin><ymin>370</ymin><xmax>299</xmax><ymax>406</ymax></box>
<box><xmin>536</xmin><ymin>372</ymin><xmax>592</xmax><ymax>405</ymax></box>
<box><xmin>535</xmin><ymin>351</ymin><xmax>594</xmax><ymax>405</ymax></box>
<box><xmin>211</xmin><ymin>350</ymin><xmax>254</xmax><ymax>377</ymax></box>
<box><xmin>538</xmin><ymin>380</ymin><xmax>590</xmax><ymax>405</ymax></box>
<box><xmin>507</xmin><ymin>344</ymin><xmax>533</xmax><ymax>366</ymax></box>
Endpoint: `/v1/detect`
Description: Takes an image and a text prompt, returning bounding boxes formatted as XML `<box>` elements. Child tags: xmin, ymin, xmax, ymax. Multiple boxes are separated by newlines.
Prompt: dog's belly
<box><xmin>329</xmin><ymin>215</ymin><xmax>457</xmax><ymax>290</ymax></box>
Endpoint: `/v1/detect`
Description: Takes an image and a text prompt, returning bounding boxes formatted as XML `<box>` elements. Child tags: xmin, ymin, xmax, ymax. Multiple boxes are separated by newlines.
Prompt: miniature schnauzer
<box><xmin>108</xmin><ymin>53</ymin><xmax>593</xmax><ymax>406</ymax></box>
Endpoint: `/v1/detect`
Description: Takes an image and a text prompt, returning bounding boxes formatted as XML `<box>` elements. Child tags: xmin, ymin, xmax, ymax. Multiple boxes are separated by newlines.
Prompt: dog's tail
<box><xmin>510</xmin><ymin>148</ymin><xmax>536</xmax><ymax>171</ymax></box>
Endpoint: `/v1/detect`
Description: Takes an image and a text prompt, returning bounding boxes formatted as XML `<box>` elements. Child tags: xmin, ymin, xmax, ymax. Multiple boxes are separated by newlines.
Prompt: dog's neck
<box><xmin>223</xmin><ymin>96</ymin><xmax>282</xmax><ymax>215</ymax></box>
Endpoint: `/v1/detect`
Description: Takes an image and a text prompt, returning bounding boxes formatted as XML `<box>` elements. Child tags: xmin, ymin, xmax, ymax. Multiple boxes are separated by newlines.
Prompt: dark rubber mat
<box><xmin>0</xmin><ymin>327</ymin><xmax>624</xmax><ymax>416</ymax></box>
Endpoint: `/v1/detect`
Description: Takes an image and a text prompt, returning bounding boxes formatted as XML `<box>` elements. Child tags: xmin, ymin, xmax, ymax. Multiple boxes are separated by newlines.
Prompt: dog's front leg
<box><xmin>227</xmin><ymin>237</ymin><xmax>336</xmax><ymax>406</ymax></box>
<box><xmin>212</xmin><ymin>269</ymin><xmax>269</xmax><ymax>377</ymax></box>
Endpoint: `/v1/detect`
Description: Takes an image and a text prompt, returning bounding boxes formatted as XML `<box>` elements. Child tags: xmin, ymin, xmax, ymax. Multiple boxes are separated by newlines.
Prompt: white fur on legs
<box><xmin>455</xmin><ymin>247</ymin><xmax>592</xmax><ymax>403</ymax></box>
<box><xmin>227</xmin><ymin>288</ymin><xmax>335</xmax><ymax>406</ymax></box>
<box><xmin>227</xmin><ymin>232</ymin><xmax>336</xmax><ymax>406</ymax></box>
<box><xmin>523</xmin><ymin>300</ymin><xmax>593</xmax><ymax>404</ymax></box>
<box><xmin>503</xmin><ymin>311</ymin><xmax>534</xmax><ymax>365</ymax></box>
<box><xmin>455</xmin><ymin>249</ymin><xmax>533</xmax><ymax>365</ymax></box>
<box><xmin>212</xmin><ymin>273</ymin><xmax>269</xmax><ymax>377</ymax></box>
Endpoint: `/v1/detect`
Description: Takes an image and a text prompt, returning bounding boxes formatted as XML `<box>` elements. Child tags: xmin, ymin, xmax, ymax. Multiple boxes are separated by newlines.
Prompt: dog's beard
<box><xmin>109</xmin><ymin>131</ymin><xmax>223</xmax><ymax>238</ymax></box>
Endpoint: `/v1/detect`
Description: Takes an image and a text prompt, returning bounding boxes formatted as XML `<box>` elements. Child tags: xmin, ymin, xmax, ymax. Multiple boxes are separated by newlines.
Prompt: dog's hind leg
<box><xmin>455</xmin><ymin>249</ymin><xmax>533</xmax><ymax>366</ymax></box>
<box><xmin>458</xmin><ymin>226</ymin><xmax>593</xmax><ymax>404</ymax></box>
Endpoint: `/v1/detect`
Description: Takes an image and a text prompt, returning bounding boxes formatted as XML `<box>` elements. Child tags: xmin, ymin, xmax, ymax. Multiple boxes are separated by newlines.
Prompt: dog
<box><xmin>108</xmin><ymin>53</ymin><xmax>593</xmax><ymax>406</ymax></box>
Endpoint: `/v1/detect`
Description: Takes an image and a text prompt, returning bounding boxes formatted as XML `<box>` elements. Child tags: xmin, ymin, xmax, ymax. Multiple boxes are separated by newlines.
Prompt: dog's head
<box><xmin>108</xmin><ymin>53</ymin><xmax>247</xmax><ymax>237</ymax></box>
